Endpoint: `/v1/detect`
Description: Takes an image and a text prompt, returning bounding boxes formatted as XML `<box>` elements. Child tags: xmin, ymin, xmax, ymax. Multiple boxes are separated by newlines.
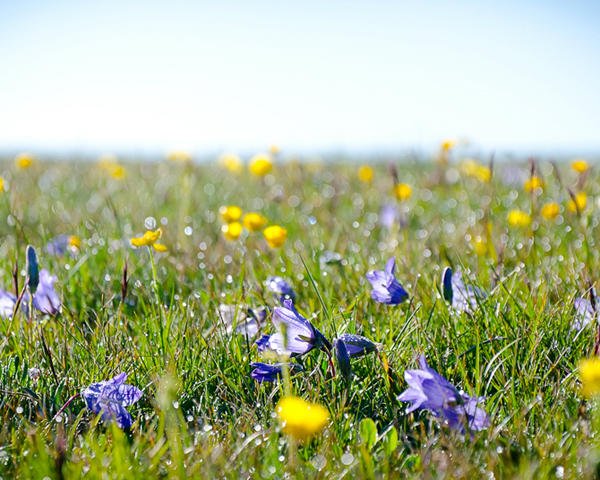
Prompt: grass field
<box><xmin>0</xmin><ymin>153</ymin><xmax>599</xmax><ymax>478</ymax></box>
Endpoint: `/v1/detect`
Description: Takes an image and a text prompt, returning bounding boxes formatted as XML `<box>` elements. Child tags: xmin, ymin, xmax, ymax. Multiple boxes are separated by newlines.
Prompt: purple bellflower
<box><xmin>398</xmin><ymin>355</ymin><xmax>489</xmax><ymax>433</ymax></box>
<box><xmin>250</xmin><ymin>362</ymin><xmax>303</xmax><ymax>383</ymax></box>
<box><xmin>573</xmin><ymin>288</ymin><xmax>598</xmax><ymax>331</ymax></box>
<box><xmin>256</xmin><ymin>299</ymin><xmax>330</xmax><ymax>357</ymax></box>
<box><xmin>266</xmin><ymin>276</ymin><xmax>296</xmax><ymax>303</ymax></box>
<box><xmin>0</xmin><ymin>290</ymin><xmax>17</xmax><ymax>318</ymax></box>
<box><xmin>334</xmin><ymin>333</ymin><xmax>378</xmax><ymax>380</ymax></box>
<box><xmin>31</xmin><ymin>269</ymin><xmax>61</xmax><ymax>315</ymax></box>
<box><xmin>442</xmin><ymin>267</ymin><xmax>485</xmax><ymax>314</ymax></box>
<box><xmin>379</xmin><ymin>204</ymin><xmax>399</xmax><ymax>229</ymax></box>
<box><xmin>81</xmin><ymin>373</ymin><xmax>143</xmax><ymax>430</ymax></box>
<box><xmin>366</xmin><ymin>258</ymin><xmax>408</xmax><ymax>305</ymax></box>
<box><xmin>45</xmin><ymin>235</ymin><xmax>79</xmax><ymax>256</ymax></box>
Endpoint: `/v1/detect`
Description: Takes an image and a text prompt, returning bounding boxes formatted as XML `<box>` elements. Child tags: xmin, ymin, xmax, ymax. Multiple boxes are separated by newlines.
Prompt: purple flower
<box><xmin>250</xmin><ymin>362</ymin><xmax>303</xmax><ymax>383</ymax></box>
<box><xmin>31</xmin><ymin>269</ymin><xmax>61</xmax><ymax>315</ymax></box>
<box><xmin>442</xmin><ymin>267</ymin><xmax>485</xmax><ymax>314</ymax></box>
<box><xmin>256</xmin><ymin>299</ymin><xmax>330</xmax><ymax>356</ymax></box>
<box><xmin>266</xmin><ymin>276</ymin><xmax>296</xmax><ymax>303</ymax></box>
<box><xmin>337</xmin><ymin>333</ymin><xmax>378</xmax><ymax>357</ymax></box>
<box><xmin>398</xmin><ymin>355</ymin><xmax>489</xmax><ymax>433</ymax></box>
<box><xmin>334</xmin><ymin>338</ymin><xmax>352</xmax><ymax>380</ymax></box>
<box><xmin>573</xmin><ymin>289</ymin><xmax>598</xmax><ymax>331</ymax></box>
<box><xmin>366</xmin><ymin>258</ymin><xmax>408</xmax><ymax>305</ymax></box>
<box><xmin>0</xmin><ymin>290</ymin><xmax>17</xmax><ymax>318</ymax></box>
<box><xmin>379</xmin><ymin>204</ymin><xmax>399</xmax><ymax>229</ymax></box>
<box><xmin>45</xmin><ymin>235</ymin><xmax>80</xmax><ymax>256</ymax></box>
<box><xmin>81</xmin><ymin>373</ymin><xmax>143</xmax><ymax>429</ymax></box>
<box><xmin>217</xmin><ymin>304</ymin><xmax>266</xmax><ymax>339</ymax></box>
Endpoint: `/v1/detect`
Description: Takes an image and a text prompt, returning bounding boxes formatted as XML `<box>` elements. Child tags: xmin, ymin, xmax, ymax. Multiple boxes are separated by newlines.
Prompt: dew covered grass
<box><xmin>0</xmin><ymin>155</ymin><xmax>599</xmax><ymax>478</ymax></box>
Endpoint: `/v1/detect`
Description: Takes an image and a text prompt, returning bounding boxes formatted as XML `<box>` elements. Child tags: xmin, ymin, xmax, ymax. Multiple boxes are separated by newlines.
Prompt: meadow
<box><xmin>0</xmin><ymin>151</ymin><xmax>599</xmax><ymax>479</ymax></box>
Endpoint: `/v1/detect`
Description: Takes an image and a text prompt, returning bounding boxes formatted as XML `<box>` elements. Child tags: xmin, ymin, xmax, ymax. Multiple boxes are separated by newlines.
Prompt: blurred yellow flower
<box><xmin>540</xmin><ymin>202</ymin><xmax>560</xmax><ymax>221</ymax></box>
<box><xmin>219</xmin><ymin>153</ymin><xmax>243</xmax><ymax>174</ymax></box>
<box><xmin>357</xmin><ymin>165</ymin><xmax>374</xmax><ymax>184</ymax></box>
<box><xmin>441</xmin><ymin>139</ymin><xmax>456</xmax><ymax>152</ymax></box>
<box><xmin>0</xmin><ymin>176</ymin><xmax>4</xmax><ymax>192</ymax></box>
<box><xmin>219</xmin><ymin>205</ymin><xmax>243</xmax><ymax>223</ymax></box>
<box><xmin>167</xmin><ymin>150</ymin><xmax>192</xmax><ymax>163</ymax></box>
<box><xmin>461</xmin><ymin>159</ymin><xmax>491</xmax><ymax>183</ymax></box>
<box><xmin>98</xmin><ymin>156</ymin><xmax>126</xmax><ymax>180</ymax></box>
<box><xmin>571</xmin><ymin>159</ymin><xmax>589</xmax><ymax>174</ymax></box>
<box><xmin>243</xmin><ymin>212</ymin><xmax>268</xmax><ymax>232</ymax></box>
<box><xmin>276</xmin><ymin>396</ymin><xmax>329</xmax><ymax>441</ymax></box>
<box><xmin>567</xmin><ymin>192</ymin><xmax>587</xmax><ymax>213</ymax></box>
<box><xmin>579</xmin><ymin>357</ymin><xmax>600</xmax><ymax>398</ymax></box>
<box><xmin>109</xmin><ymin>164</ymin><xmax>126</xmax><ymax>180</ymax></box>
<box><xmin>68</xmin><ymin>235</ymin><xmax>81</xmax><ymax>250</ymax></box>
<box><xmin>263</xmin><ymin>225</ymin><xmax>287</xmax><ymax>248</ymax></box>
<box><xmin>524</xmin><ymin>176</ymin><xmax>543</xmax><ymax>193</ymax></box>
<box><xmin>249</xmin><ymin>154</ymin><xmax>273</xmax><ymax>176</ymax></box>
<box><xmin>15</xmin><ymin>153</ymin><xmax>35</xmax><ymax>169</ymax></box>
<box><xmin>394</xmin><ymin>183</ymin><xmax>412</xmax><ymax>201</ymax></box>
<box><xmin>472</xmin><ymin>236</ymin><xmax>488</xmax><ymax>256</ymax></box>
<box><xmin>269</xmin><ymin>145</ymin><xmax>281</xmax><ymax>155</ymax></box>
<box><xmin>130</xmin><ymin>228</ymin><xmax>167</xmax><ymax>252</ymax></box>
<box><xmin>507</xmin><ymin>209</ymin><xmax>531</xmax><ymax>227</ymax></box>
<box><xmin>221</xmin><ymin>222</ymin><xmax>243</xmax><ymax>241</ymax></box>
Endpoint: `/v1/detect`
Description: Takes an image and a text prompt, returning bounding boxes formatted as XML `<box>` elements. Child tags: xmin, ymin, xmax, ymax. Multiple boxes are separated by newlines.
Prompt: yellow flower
<box><xmin>357</xmin><ymin>165</ymin><xmax>374</xmax><ymax>184</ymax></box>
<box><xmin>263</xmin><ymin>225</ymin><xmax>287</xmax><ymax>248</ymax></box>
<box><xmin>394</xmin><ymin>183</ymin><xmax>412</xmax><ymax>201</ymax></box>
<box><xmin>461</xmin><ymin>159</ymin><xmax>491</xmax><ymax>183</ymax></box>
<box><xmin>579</xmin><ymin>357</ymin><xmax>600</xmax><ymax>398</ymax></box>
<box><xmin>243</xmin><ymin>212</ymin><xmax>268</xmax><ymax>232</ymax></box>
<box><xmin>249</xmin><ymin>154</ymin><xmax>273</xmax><ymax>176</ymax></box>
<box><xmin>167</xmin><ymin>150</ymin><xmax>192</xmax><ymax>163</ymax></box>
<box><xmin>571</xmin><ymin>159</ymin><xmax>589</xmax><ymax>174</ymax></box>
<box><xmin>15</xmin><ymin>153</ymin><xmax>35</xmax><ymax>169</ymax></box>
<box><xmin>276</xmin><ymin>396</ymin><xmax>329</xmax><ymax>441</ymax></box>
<box><xmin>568</xmin><ymin>192</ymin><xmax>587</xmax><ymax>213</ymax></box>
<box><xmin>130</xmin><ymin>228</ymin><xmax>167</xmax><ymax>252</ymax></box>
<box><xmin>440</xmin><ymin>139</ymin><xmax>456</xmax><ymax>152</ymax></box>
<box><xmin>109</xmin><ymin>164</ymin><xmax>126</xmax><ymax>180</ymax></box>
<box><xmin>68</xmin><ymin>235</ymin><xmax>81</xmax><ymax>250</ymax></box>
<box><xmin>524</xmin><ymin>176</ymin><xmax>543</xmax><ymax>193</ymax></box>
<box><xmin>540</xmin><ymin>202</ymin><xmax>560</xmax><ymax>221</ymax></box>
<box><xmin>472</xmin><ymin>236</ymin><xmax>488</xmax><ymax>256</ymax></box>
<box><xmin>98</xmin><ymin>155</ymin><xmax>126</xmax><ymax>179</ymax></box>
<box><xmin>219</xmin><ymin>205</ymin><xmax>243</xmax><ymax>223</ymax></box>
<box><xmin>269</xmin><ymin>145</ymin><xmax>281</xmax><ymax>155</ymax></box>
<box><xmin>221</xmin><ymin>222</ymin><xmax>243</xmax><ymax>241</ymax></box>
<box><xmin>0</xmin><ymin>176</ymin><xmax>4</xmax><ymax>192</ymax></box>
<box><xmin>219</xmin><ymin>153</ymin><xmax>243</xmax><ymax>174</ymax></box>
<box><xmin>507</xmin><ymin>209</ymin><xmax>531</xmax><ymax>228</ymax></box>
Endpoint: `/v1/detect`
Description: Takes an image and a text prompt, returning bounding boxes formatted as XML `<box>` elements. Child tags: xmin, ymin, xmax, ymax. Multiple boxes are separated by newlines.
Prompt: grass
<box><xmin>0</xmin><ymin>155</ymin><xmax>599</xmax><ymax>478</ymax></box>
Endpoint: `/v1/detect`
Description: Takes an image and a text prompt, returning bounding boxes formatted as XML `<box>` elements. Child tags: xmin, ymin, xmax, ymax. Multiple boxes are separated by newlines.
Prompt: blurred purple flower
<box><xmin>266</xmin><ymin>276</ymin><xmax>296</xmax><ymax>303</ymax></box>
<box><xmin>250</xmin><ymin>362</ymin><xmax>303</xmax><ymax>383</ymax></box>
<box><xmin>366</xmin><ymin>258</ymin><xmax>408</xmax><ymax>305</ymax></box>
<box><xmin>379</xmin><ymin>204</ymin><xmax>398</xmax><ymax>229</ymax></box>
<box><xmin>217</xmin><ymin>304</ymin><xmax>266</xmax><ymax>339</ymax></box>
<box><xmin>442</xmin><ymin>267</ymin><xmax>485</xmax><ymax>314</ymax></box>
<box><xmin>45</xmin><ymin>235</ymin><xmax>79</xmax><ymax>256</ymax></box>
<box><xmin>31</xmin><ymin>269</ymin><xmax>61</xmax><ymax>315</ymax></box>
<box><xmin>81</xmin><ymin>373</ymin><xmax>143</xmax><ymax>430</ymax></box>
<box><xmin>0</xmin><ymin>290</ymin><xmax>16</xmax><ymax>318</ymax></box>
<box><xmin>398</xmin><ymin>355</ymin><xmax>489</xmax><ymax>433</ymax></box>
<box><xmin>573</xmin><ymin>289</ymin><xmax>598</xmax><ymax>331</ymax></box>
<box><xmin>256</xmin><ymin>299</ymin><xmax>330</xmax><ymax>356</ymax></box>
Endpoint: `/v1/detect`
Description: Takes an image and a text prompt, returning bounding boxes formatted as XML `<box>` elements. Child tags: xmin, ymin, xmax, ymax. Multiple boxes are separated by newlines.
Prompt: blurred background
<box><xmin>0</xmin><ymin>0</ymin><xmax>599</xmax><ymax>159</ymax></box>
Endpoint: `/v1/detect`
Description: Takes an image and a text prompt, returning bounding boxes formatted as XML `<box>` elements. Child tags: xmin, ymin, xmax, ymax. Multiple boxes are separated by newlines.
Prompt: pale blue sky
<box><xmin>1</xmin><ymin>1</ymin><xmax>599</xmax><ymax>155</ymax></box>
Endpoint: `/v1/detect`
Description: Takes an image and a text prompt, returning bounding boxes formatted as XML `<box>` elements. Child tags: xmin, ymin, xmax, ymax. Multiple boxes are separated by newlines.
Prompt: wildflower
<box><xmin>567</xmin><ymin>192</ymin><xmax>587</xmax><ymax>213</ymax></box>
<box><xmin>319</xmin><ymin>250</ymin><xmax>343</xmax><ymax>268</ymax></box>
<box><xmin>366</xmin><ymin>257</ymin><xmax>409</xmax><ymax>305</ymax></box>
<box><xmin>573</xmin><ymin>290</ymin><xmax>598</xmax><ymax>330</ymax></box>
<box><xmin>334</xmin><ymin>338</ymin><xmax>352</xmax><ymax>380</ymax></box>
<box><xmin>26</xmin><ymin>245</ymin><xmax>39</xmax><ymax>293</ymax></box>
<box><xmin>571</xmin><ymin>159</ymin><xmax>589</xmax><ymax>174</ymax></box>
<box><xmin>580</xmin><ymin>357</ymin><xmax>600</xmax><ymax>398</ymax></box>
<box><xmin>394</xmin><ymin>183</ymin><xmax>412</xmax><ymax>201</ymax></box>
<box><xmin>249</xmin><ymin>154</ymin><xmax>273</xmax><ymax>176</ymax></box>
<box><xmin>507</xmin><ymin>209</ymin><xmax>531</xmax><ymax>228</ymax></box>
<box><xmin>357</xmin><ymin>165</ymin><xmax>374</xmax><ymax>184</ymax></box>
<box><xmin>269</xmin><ymin>145</ymin><xmax>281</xmax><ymax>155</ymax></box>
<box><xmin>442</xmin><ymin>267</ymin><xmax>485</xmax><ymax>314</ymax></box>
<box><xmin>81</xmin><ymin>373</ymin><xmax>143</xmax><ymax>430</ymax></box>
<box><xmin>46</xmin><ymin>235</ymin><xmax>81</xmax><ymax>256</ymax></box>
<box><xmin>167</xmin><ymin>150</ymin><xmax>192</xmax><ymax>163</ymax></box>
<box><xmin>130</xmin><ymin>228</ymin><xmax>167</xmax><ymax>252</ymax></box>
<box><xmin>461</xmin><ymin>159</ymin><xmax>491</xmax><ymax>183</ymax></box>
<box><xmin>523</xmin><ymin>176</ymin><xmax>543</xmax><ymax>193</ymax></box>
<box><xmin>398</xmin><ymin>355</ymin><xmax>490</xmax><ymax>432</ymax></box>
<box><xmin>441</xmin><ymin>139</ymin><xmax>456</xmax><ymax>152</ymax></box>
<box><xmin>98</xmin><ymin>156</ymin><xmax>126</xmax><ymax>179</ymax></box>
<box><xmin>219</xmin><ymin>205</ymin><xmax>243</xmax><ymax>223</ymax></box>
<box><xmin>257</xmin><ymin>299</ymin><xmax>330</xmax><ymax>357</ymax></box>
<box><xmin>243</xmin><ymin>212</ymin><xmax>268</xmax><ymax>232</ymax></box>
<box><xmin>15</xmin><ymin>153</ymin><xmax>35</xmax><ymax>169</ymax></box>
<box><xmin>276</xmin><ymin>396</ymin><xmax>329</xmax><ymax>441</ymax></box>
<box><xmin>0</xmin><ymin>176</ymin><xmax>5</xmax><ymax>192</ymax></box>
<box><xmin>540</xmin><ymin>202</ymin><xmax>560</xmax><ymax>221</ymax></box>
<box><xmin>221</xmin><ymin>222</ymin><xmax>243</xmax><ymax>241</ymax></box>
<box><xmin>219</xmin><ymin>153</ymin><xmax>243</xmax><ymax>173</ymax></box>
<box><xmin>263</xmin><ymin>225</ymin><xmax>287</xmax><ymax>248</ymax></box>
<box><xmin>31</xmin><ymin>269</ymin><xmax>61</xmax><ymax>315</ymax></box>
<box><xmin>250</xmin><ymin>362</ymin><xmax>302</xmax><ymax>383</ymax></box>
<box><xmin>217</xmin><ymin>304</ymin><xmax>266</xmax><ymax>338</ymax></box>
<box><xmin>0</xmin><ymin>290</ymin><xmax>17</xmax><ymax>318</ymax></box>
<box><xmin>266</xmin><ymin>276</ymin><xmax>296</xmax><ymax>303</ymax></box>
<box><xmin>379</xmin><ymin>204</ymin><xmax>398</xmax><ymax>229</ymax></box>
<box><xmin>471</xmin><ymin>236</ymin><xmax>488</xmax><ymax>256</ymax></box>
<box><xmin>336</xmin><ymin>333</ymin><xmax>378</xmax><ymax>357</ymax></box>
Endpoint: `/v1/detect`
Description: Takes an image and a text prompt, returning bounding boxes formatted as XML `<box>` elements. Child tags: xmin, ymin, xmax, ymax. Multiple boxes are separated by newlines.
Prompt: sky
<box><xmin>0</xmin><ymin>0</ymin><xmax>599</xmax><ymax>156</ymax></box>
